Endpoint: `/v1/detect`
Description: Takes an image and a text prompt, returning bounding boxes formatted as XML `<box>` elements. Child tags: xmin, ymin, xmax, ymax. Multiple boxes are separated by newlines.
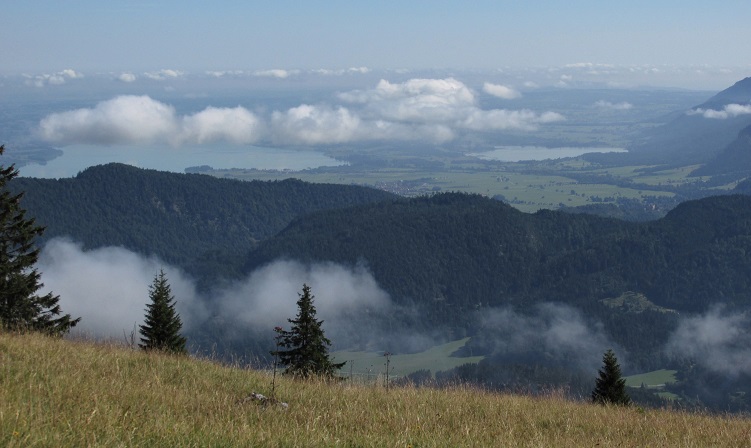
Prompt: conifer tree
<box><xmin>592</xmin><ymin>349</ymin><xmax>631</xmax><ymax>406</ymax></box>
<box><xmin>139</xmin><ymin>269</ymin><xmax>187</xmax><ymax>354</ymax></box>
<box><xmin>0</xmin><ymin>145</ymin><xmax>79</xmax><ymax>335</ymax></box>
<box><xmin>273</xmin><ymin>284</ymin><xmax>345</xmax><ymax>378</ymax></box>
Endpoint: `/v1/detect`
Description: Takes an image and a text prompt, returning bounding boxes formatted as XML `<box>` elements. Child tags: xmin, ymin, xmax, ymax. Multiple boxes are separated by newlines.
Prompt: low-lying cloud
<box><xmin>37</xmin><ymin>239</ymin><xmax>393</xmax><ymax>350</ymax></box>
<box><xmin>38</xmin><ymin>77</ymin><xmax>563</xmax><ymax>147</ymax></box>
<box><xmin>24</xmin><ymin>69</ymin><xmax>83</xmax><ymax>87</ymax></box>
<box><xmin>687</xmin><ymin>103</ymin><xmax>751</xmax><ymax>119</ymax></box>
<box><xmin>38</xmin><ymin>95</ymin><xmax>262</xmax><ymax>146</ymax></box>
<box><xmin>37</xmin><ymin>238</ymin><xmax>205</xmax><ymax>339</ymax></box>
<box><xmin>477</xmin><ymin>303</ymin><xmax>614</xmax><ymax>371</ymax></box>
<box><xmin>483</xmin><ymin>82</ymin><xmax>521</xmax><ymax>99</ymax></box>
<box><xmin>595</xmin><ymin>100</ymin><xmax>633</xmax><ymax>110</ymax></box>
<box><xmin>666</xmin><ymin>307</ymin><xmax>751</xmax><ymax>376</ymax></box>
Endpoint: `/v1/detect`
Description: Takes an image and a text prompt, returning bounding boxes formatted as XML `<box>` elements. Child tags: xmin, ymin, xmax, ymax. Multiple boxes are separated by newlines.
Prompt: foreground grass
<box><xmin>2</xmin><ymin>332</ymin><xmax>750</xmax><ymax>447</ymax></box>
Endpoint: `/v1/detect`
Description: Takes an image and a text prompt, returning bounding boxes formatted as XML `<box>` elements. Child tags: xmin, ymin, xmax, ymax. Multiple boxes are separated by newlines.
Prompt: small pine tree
<box><xmin>0</xmin><ymin>145</ymin><xmax>79</xmax><ymax>335</ymax></box>
<box><xmin>592</xmin><ymin>349</ymin><xmax>631</xmax><ymax>406</ymax></box>
<box><xmin>139</xmin><ymin>269</ymin><xmax>187</xmax><ymax>354</ymax></box>
<box><xmin>273</xmin><ymin>284</ymin><xmax>345</xmax><ymax>378</ymax></box>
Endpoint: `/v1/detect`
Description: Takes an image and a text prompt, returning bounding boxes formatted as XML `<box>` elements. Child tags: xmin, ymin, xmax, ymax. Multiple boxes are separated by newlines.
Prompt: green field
<box><xmin>333</xmin><ymin>337</ymin><xmax>484</xmax><ymax>381</ymax></box>
<box><xmin>624</xmin><ymin>369</ymin><xmax>677</xmax><ymax>388</ymax></box>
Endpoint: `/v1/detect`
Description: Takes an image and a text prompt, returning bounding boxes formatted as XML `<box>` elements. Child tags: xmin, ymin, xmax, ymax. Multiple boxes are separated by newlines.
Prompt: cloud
<box><xmin>666</xmin><ymin>307</ymin><xmax>751</xmax><ymax>376</ymax></box>
<box><xmin>24</xmin><ymin>69</ymin><xmax>83</xmax><ymax>87</ymax></box>
<box><xmin>477</xmin><ymin>303</ymin><xmax>614</xmax><ymax>371</ymax></box>
<box><xmin>37</xmin><ymin>239</ymin><xmax>205</xmax><ymax>339</ymax></box>
<box><xmin>311</xmin><ymin>67</ymin><xmax>371</xmax><ymax>76</ymax></box>
<box><xmin>687</xmin><ymin>104</ymin><xmax>751</xmax><ymax>119</ymax></box>
<box><xmin>38</xmin><ymin>95</ymin><xmax>262</xmax><ymax>146</ymax></box>
<box><xmin>180</xmin><ymin>106</ymin><xmax>261</xmax><ymax>144</ymax></box>
<box><xmin>483</xmin><ymin>82</ymin><xmax>521</xmax><ymax>99</ymax></box>
<box><xmin>37</xmin><ymin>78</ymin><xmax>564</xmax><ymax>148</ymax></box>
<box><xmin>37</xmin><ymin>240</ymin><xmax>393</xmax><ymax>350</ymax></box>
<box><xmin>594</xmin><ymin>100</ymin><xmax>633</xmax><ymax>110</ymax></box>
<box><xmin>144</xmin><ymin>69</ymin><xmax>184</xmax><ymax>80</ymax></box>
<box><xmin>117</xmin><ymin>73</ymin><xmax>137</xmax><ymax>83</ymax></box>
<box><xmin>253</xmin><ymin>69</ymin><xmax>299</xmax><ymax>79</ymax></box>
<box><xmin>213</xmin><ymin>260</ymin><xmax>392</xmax><ymax>334</ymax></box>
<box><xmin>206</xmin><ymin>70</ymin><xmax>245</xmax><ymax>78</ymax></box>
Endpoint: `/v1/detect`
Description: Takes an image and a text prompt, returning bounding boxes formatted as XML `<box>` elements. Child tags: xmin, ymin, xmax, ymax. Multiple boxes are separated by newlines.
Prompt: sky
<box><xmin>2</xmin><ymin>1</ymin><xmax>750</xmax><ymax>76</ymax></box>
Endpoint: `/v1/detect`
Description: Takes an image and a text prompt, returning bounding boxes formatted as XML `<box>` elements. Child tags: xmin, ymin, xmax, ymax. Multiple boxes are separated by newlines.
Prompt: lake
<box><xmin>467</xmin><ymin>146</ymin><xmax>626</xmax><ymax>162</ymax></box>
<box><xmin>18</xmin><ymin>144</ymin><xmax>347</xmax><ymax>178</ymax></box>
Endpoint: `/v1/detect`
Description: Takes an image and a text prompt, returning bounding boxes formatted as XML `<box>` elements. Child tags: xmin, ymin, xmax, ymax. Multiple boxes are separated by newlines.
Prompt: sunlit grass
<box><xmin>3</xmin><ymin>331</ymin><xmax>749</xmax><ymax>447</ymax></box>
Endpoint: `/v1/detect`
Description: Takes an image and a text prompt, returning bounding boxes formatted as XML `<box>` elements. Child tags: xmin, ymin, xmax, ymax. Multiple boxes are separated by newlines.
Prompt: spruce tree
<box><xmin>592</xmin><ymin>349</ymin><xmax>631</xmax><ymax>406</ymax></box>
<box><xmin>0</xmin><ymin>145</ymin><xmax>79</xmax><ymax>335</ymax></box>
<box><xmin>139</xmin><ymin>269</ymin><xmax>187</xmax><ymax>354</ymax></box>
<box><xmin>273</xmin><ymin>284</ymin><xmax>345</xmax><ymax>378</ymax></box>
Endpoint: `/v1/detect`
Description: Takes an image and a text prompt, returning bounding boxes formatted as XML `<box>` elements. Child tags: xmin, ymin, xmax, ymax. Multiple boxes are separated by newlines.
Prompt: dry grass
<box><xmin>2</xmin><ymin>331</ymin><xmax>750</xmax><ymax>447</ymax></box>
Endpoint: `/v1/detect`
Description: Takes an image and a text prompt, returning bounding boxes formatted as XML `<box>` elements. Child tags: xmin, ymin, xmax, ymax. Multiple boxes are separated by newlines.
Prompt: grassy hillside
<box><xmin>2</xmin><ymin>331</ymin><xmax>749</xmax><ymax>447</ymax></box>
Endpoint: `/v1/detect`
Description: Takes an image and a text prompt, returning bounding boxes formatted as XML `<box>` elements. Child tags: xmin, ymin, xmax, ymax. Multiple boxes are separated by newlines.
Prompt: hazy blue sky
<box><xmin>3</xmin><ymin>1</ymin><xmax>750</xmax><ymax>73</ymax></box>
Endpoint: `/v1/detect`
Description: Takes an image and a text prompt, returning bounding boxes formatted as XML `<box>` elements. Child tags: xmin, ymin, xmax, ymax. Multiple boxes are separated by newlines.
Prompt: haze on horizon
<box><xmin>2</xmin><ymin>1</ymin><xmax>750</xmax><ymax>90</ymax></box>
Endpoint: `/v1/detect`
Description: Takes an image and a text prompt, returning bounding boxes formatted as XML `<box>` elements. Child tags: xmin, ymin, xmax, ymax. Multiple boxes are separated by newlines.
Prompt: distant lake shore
<box><xmin>467</xmin><ymin>146</ymin><xmax>627</xmax><ymax>162</ymax></box>
<box><xmin>18</xmin><ymin>144</ymin><xmax>347</xmax><ymax>179</ymax></box>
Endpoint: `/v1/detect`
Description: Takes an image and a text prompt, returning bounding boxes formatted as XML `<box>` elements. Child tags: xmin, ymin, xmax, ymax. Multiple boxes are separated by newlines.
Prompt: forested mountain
<box><xmin>246</xmin><ymin>193</ymin><xmax>751</xmax><ymax>315</ymax></box>
<box><xmin>691</xmin><ymin>123</ymin><xmax>751</xmax><ymax>177</ymax></box>
<box><xmin>11</xmin><ymin>163</ymin><xmax>396</xmax><ymax>284</ymax></box>
<box><xmin>626</xmin><ymin>77</ymin><xmax>751</xmax><ymax>166</ymax></box>
<box><xmin>244</xmin><ymin>193</ymin><xmax>751</xmax><ymax>373</ymax></box>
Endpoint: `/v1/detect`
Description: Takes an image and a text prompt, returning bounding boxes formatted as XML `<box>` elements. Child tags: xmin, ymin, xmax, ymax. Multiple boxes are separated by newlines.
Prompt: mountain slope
<box><xmin>11</xmin><ymin>163</ymin><xmax>396</xmax><ymax>283</ymax></box>
<box><xmin>626</xmin><ymin>77</ymin><xmax>751</xmax><ymax>165</ymax></box>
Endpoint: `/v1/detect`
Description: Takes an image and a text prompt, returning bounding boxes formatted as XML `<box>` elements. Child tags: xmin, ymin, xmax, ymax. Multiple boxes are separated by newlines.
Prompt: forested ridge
<box><xmin>11</xmin><ymin>163</ymin><xmax>396</xmax><ymax>284</ymax></box>
<box><xmin>246</xmin><ymin>192</ymin><xmax>751</xmax><ymax>316</ymax></box>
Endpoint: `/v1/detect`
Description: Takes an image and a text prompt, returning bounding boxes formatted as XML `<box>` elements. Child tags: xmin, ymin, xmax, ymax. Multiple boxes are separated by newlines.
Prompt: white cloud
<box><xmin>38</xmin><ymin>95</ymin><xmax>262</xmax><ymax>146</ymax></box>
<box><xmin>478</xmin><ymin>303</ymin><xmax>614</xmax><ymax>371</ymax></box>
<box><xmin>181</xmin><ymin>106</ymin><xmax>261</xmax><ymax>144</ymax></box>
<box><xmin>206</xmin><ymin>70</ymin><xmax>245</xmax><ymax>78</ymax></box>
<box><xmin>483</xmin><ymin>82</ymin><xmax>521</xmax><ymax>99</ymax></box>
<box><xmin>311</xmin><ymin>67</ymin><xmax>371</xmax><ymax>76</ymax></box>
<box><xmin>144</xmin><ymin>69</ymin><xmax>184</xmax><ymax>80</ymax></box>
<box><xmin>214</xmin><ymin>260</ymin><xmax>392</xmax><ymax>333</ymax></box>
<box><xmin>594</xmin><ymin>100</ymin><xmax>633</xmax><ymax>110</ymax></box>
<box><xmin>666</xmin><ymin>308</ymin><xmax>751</xmax><ymax>375</ymax></box>
<box><xmin>270</xmin><ymin>104</ymin><xmax>363</xmax><ymax>145</ymax></box>
<box><xmin>687</xmin><ymin>103</ymin><xmax>751</xmax><ymax>119</ymax></box>
<box><xmin>38</xmin><ymin>239</ymin><xmax>391</xmax><ymax>347</ymax></box>
<box><xmin>253</xmin><ymin>69</ymin><xmax>299</xmax><ymax>79</ymax></box>
<box><xmin>24</xmin><ymin>69</ymin><xmax>83</xmax><ymax>87</ymax></box>
<box><xmin>270</xmin><ymin>78</ymin><xmax>563</xmax><ymax>145</ymax></box>
<box><xmin>37</xmin><ymin>239</ymin><xmax>205</xmax><ymax>339</ymax></box>
<box><xmin>117</xmin><ymin>73</ymin><xmax>137</xmax><ymax>83</ymax></box>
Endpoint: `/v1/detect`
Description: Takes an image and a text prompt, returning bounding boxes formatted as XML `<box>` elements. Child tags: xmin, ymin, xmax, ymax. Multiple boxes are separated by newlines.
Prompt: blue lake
<box><xmin>18</xmin><ymin>144</ymin><xmax>347</xmax><ymax>178</ymax></box>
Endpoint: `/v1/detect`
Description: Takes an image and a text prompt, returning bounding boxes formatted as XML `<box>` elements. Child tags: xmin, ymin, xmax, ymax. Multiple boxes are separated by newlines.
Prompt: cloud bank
<box><xmin>595</xmin><ymin>100</ymin><xmax>633</xmax><ymax>110</ymax></box>
<box><xmin>687</xmin><ymin>104</ymin><xmax>751</xmax><ymax>119</ymax></box>
<box><xmin>477</xmin><ymin>303</ymin><xmax>613</xmax><ymax>371</ymax></box>
<box><xmin>666</xmin><ymin>307</ymin><xmax>751</xmax><ymax>376</ymax></box>
<box><xmin>37</xmin><ymin>239</ymin><xmax>392</xmax><ymax>349</ymax></box>
<box><xmin>37</xmin><ymin>239</ymin><xmax>205</xmax><ymax>339</ymax></box>
<box><xmin>37</xmin><ymin>78</ymin><xmax>563</xmax><ymax>147</ymax></box>
<box><xmin>483</xmin><ymin>82</ymin><xmax>521</xmax><ymax>99</ymax></box>
<box><xmin>38</xmin><ymin>95</ymin><xmax>262</xmax><ymax>146</ymax></box>
<box><xmin>24</xmin><ymin>69</ymin><xmax>83</xmax><ymax>87</ymax></box>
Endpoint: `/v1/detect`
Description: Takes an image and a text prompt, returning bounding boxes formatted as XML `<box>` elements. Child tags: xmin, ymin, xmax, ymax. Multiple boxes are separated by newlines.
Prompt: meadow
<box><xmin>2</xmin><ymin>331</ymin><xmax>749</xmax><ymax>447</ymax></box>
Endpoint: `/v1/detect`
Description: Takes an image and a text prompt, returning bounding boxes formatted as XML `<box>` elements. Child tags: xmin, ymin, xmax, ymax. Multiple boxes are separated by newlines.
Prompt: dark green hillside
<box><xmin>245</xmin><ymin>193</ymin><xmax>631</xmax><ymax>314</ymax></box>
<box><xmin>11</xmin><ymin>163</ymin><xmax>396</xmax><ymax>283</ymax></box>
<box><xmin>691</xmin><ymin>123</ymin><xmax>751</xmax><ymax>177</ymax></box>
<box><xmin>245</xmin><ymin>193</ymin><xmax>751</xmax><ymax>366</ymax></box>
